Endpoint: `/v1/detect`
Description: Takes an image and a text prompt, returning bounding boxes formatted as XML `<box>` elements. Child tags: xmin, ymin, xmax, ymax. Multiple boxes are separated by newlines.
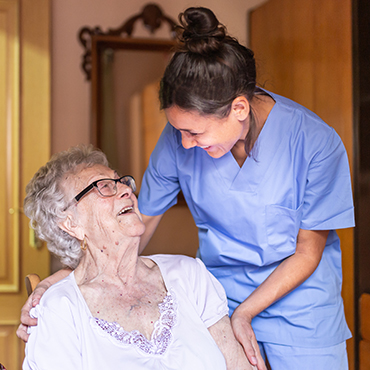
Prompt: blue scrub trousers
<box><xmin>258</xmin><ymin>341</ymin><xmax>348</xmax><ymax>370</ymax></box>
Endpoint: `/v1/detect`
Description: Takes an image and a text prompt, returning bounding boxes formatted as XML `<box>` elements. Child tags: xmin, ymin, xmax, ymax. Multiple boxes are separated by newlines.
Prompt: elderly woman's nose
<box><xmin>117</xmin><ymin>182</ymin><xmax>132</xmax><ymax>197</ymax></box>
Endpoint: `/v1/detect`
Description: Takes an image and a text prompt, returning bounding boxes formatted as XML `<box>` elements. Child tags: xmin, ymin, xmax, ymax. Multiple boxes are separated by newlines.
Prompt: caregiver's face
<box><xmin>165</xmin><ymin>104</ymin><xmax>248</xmax><ymax>159</ymax></box>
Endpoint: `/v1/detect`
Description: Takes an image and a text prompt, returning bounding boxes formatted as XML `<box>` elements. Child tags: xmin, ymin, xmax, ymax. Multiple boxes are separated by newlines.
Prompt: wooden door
<box><xmin>250</xmin><ymin>0</ymin><xmax>354</xmax><ymax>368</ymax></box>
<box><xmin>0</xmin><ymin>0</ymin><xmax>50</xmax><ymax>368</ymax></box>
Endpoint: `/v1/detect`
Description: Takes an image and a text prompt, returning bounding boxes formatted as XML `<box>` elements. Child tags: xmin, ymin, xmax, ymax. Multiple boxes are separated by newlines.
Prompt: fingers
<box><xmin>231</xmin><ymin>314</ymin><xmax>267</xmax><ymax>370</ymax></box>
<box><xmin>31</xmin><ymin>284</ymin><xmax>47</xmax><ymax>306</ymax></box>
<box><xmin>20</xmin><ymin>294</ymin><xmax>37</xmax><ymax>326</ymax></box>
<box><xmin>251</xmin><ymin>340</ymin><xmax>267</xmax><ymax>370</ymax></box>
<box><xmin>17</xmin><ymin>282</ymin><xmax>46</xmax><ymax>343</ymax></box>
<box><xmin>31</xmin><ymin>293</ymin><xmax>42</xmax><ymax>307</ymax></box>
<box><xmin>16</xmin><ymin>323</ymin><xmax>30</xmax><ymax>343</ymax></box>
<box><xmin>18</xmin><ymin>292</ymin><xmax>38</xmax><ymax>344</ymax></box>
<box><xmin>20</xmin><ymin>307</ymin><xmax>37</xmax><ymax>327</ymax></box>
<box><xmin>242</xmin><ymin>334</ymin><xmax>259</xmax><ymax>367</ymax></box>
<box><xmin>238</xmin><ymin>332</ymin><xmax>266</xmax><ymax>370</ymax></box>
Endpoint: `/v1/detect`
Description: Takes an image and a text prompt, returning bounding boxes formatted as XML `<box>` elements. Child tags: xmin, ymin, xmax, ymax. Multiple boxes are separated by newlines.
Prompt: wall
<box><xmin>51</xmin><ymin>0</ymin><xmax>267</xmax><ymax>153</ymax></box>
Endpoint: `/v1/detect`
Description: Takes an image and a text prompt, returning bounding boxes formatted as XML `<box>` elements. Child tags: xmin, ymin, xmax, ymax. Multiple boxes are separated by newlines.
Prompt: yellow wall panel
<box><xmin>0</xmin><ymin>0</ymin><xmax>20</xmax><ymax>292</ymax></box>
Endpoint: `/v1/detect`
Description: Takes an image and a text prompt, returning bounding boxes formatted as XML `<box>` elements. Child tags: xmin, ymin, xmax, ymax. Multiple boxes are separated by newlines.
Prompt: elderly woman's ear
<box><xmin>58</xmin><ymin>214</ymin><xmax>84</xmax><ymax>240</ymax></box>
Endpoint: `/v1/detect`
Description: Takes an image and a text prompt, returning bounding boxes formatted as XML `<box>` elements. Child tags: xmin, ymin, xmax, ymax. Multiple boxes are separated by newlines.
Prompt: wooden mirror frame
<box><xmin>78</xmin><ymin>3</ymin><xmax>178</xmax><ymax>147</ymax></box>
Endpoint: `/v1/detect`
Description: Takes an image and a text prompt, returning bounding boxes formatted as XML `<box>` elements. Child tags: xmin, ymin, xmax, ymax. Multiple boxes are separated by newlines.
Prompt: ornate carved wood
<box><xmin>78</xmin><ymin>3</ymin><xmax>177</xmax><ymax>80</ymax></box>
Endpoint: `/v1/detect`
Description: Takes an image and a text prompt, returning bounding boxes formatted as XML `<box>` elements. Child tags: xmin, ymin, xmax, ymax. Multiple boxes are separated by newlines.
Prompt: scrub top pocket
<box><xmin>265</xmin><ymin>203</ymin><xmax>303</xmax><ymax>257</ymax></box>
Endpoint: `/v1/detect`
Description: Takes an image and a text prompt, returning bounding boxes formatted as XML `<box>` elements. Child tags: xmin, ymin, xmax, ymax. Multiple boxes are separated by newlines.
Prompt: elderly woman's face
<box><xmin>63</xmin><ymin>164</ymin><xmax>145</xmax><ymax>243</ymax></box>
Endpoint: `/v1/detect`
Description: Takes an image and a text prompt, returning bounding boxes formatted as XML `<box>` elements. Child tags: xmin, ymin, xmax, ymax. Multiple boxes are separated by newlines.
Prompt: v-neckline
<box><xmin>91</xmin><ymin>290</ymin><xmax>177</xmax><ymax>355</ymax></box>
<box><xmin>210</xmin><ymin>94</ymin><xmax>287</xmax><ymax>193</ymax></box>
<box><xmin>230</xmin><ymin>140</ymin><xmax>248</xmax><ymax>168</ymax></box>
<box><xmin>71</xmin><ymin>257</ymin><xmax>175</xmax><ymax>342</ymax></box>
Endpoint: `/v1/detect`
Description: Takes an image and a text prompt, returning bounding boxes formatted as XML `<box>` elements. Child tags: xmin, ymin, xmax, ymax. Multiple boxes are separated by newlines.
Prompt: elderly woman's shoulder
<box><xmin>143</xmin><ymin>254</ymin><xmax>208</xmax><ymax>277</ymax></box>
<box><xmin>143</xmin><ymin>254</ymin><xmax>197</xmax><ymax>267</ymax></box>
<box><xmin>28</xmin><ymin>271</ymin><xmax>80</xmax><ymax>324</ymax></box>
<box><xmin>38</xmin><ymin>271</ymin><xmax>78</xmax><ymax>307</ymax></box>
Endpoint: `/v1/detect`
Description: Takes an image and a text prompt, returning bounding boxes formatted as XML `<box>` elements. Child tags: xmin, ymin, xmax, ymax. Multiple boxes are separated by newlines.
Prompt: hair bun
<box><xmin>178</xmin><ymin>7</ymin><xmax>226</xmax><ymax>54</ymax></box>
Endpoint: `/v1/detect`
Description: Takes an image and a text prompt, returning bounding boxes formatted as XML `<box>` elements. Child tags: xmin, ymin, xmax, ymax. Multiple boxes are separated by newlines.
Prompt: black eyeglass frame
<box><xmin>74</xmin><ymin>175</ymin><xmax>136</xmax><ymax>202</ymax></box>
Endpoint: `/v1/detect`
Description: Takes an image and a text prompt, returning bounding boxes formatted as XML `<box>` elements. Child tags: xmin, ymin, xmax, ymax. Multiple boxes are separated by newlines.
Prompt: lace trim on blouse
<box><xmin>91</xmin><ymin>290</ymin><xmax>177</xmax><ymax>355</ymax></box>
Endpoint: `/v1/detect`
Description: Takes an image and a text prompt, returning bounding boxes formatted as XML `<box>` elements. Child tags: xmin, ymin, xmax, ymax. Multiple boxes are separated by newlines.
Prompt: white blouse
<box><xmin>23</xmin><ymin>255</ymin><xmax>229</xmax><ymax>370</ymax></box>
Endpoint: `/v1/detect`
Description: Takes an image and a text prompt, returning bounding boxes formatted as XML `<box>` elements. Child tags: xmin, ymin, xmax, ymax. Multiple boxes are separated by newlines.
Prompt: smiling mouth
<box><xmin>199</xmin><ymin>145</ymin><xmax>211</xmax><ymax>150</ymax></box>
<box><xmin>117</xmin><ymin>206</ymin><xmax>133</xmax><ymax>216</ymax></box>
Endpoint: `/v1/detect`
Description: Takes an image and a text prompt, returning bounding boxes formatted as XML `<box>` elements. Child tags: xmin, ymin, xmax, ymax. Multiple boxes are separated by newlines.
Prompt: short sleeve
<box><xmin>24</xmin><ymin>296</ymin><xmax>82</xmax><ymax>369</ymax></box>
<box><xmin>138</xmin><ymin>123</ymin><xmax>182</xmax><ymax>216</ymax></box>
<box><xmin>150</xmin><ymin>255</ymin><xmax>229</xmax><ymax>328</ymax></box>
<box><xmin>188</xmin><ymin>258</ymin><xmax>229</xmax><ymax>327</ymax></box>
<box><xmin>301</xmin><ymin>129</ymin><xmax>355</xmax><ymax>230</ymax></box>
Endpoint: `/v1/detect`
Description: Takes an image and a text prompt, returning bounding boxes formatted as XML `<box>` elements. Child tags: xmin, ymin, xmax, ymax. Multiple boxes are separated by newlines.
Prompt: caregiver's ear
<box><xmin>231</xmin><ymin>96</ymin><xmax>250</xmax><ymax>121</ymax></box>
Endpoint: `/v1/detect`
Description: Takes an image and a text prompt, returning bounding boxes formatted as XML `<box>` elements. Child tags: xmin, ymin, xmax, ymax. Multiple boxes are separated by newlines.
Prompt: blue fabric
<box><xmin>258</xmin><ymin>341</ymin><xmax>349</xmax><ymax>370</ymax></box>
<box><xmin>138</xmin><ymin>91</ymin><xmax>355</xmax><ymax>347</ymax></box>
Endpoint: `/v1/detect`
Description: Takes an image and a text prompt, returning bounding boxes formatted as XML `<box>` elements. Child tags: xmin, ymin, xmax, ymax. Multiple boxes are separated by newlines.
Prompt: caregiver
<box><xmin>137</xmin><ymin>6</ymin><xmax>355</xmax><ymax>370</ymax></box>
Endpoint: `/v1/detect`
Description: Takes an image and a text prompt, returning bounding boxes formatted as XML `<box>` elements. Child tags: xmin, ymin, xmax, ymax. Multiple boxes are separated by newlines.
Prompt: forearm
<box><xmin>235</xmin><ymin>229</ymin><xmax>329</xmax><ymax>320</ymax></box>
<box><xmin>38</xmin><ymin>268</ymin><xmax>72</xmax><ymax>289</ymax></box>
<box><xmin>209</xmin><ymin>315</ymin><xmax>258</xmax><ymax>369</ymax></box>
<box><xmin>229</xmin><ymin>230</ymin><xmax>328</xmax><ymax>368</ymax></box>
<box><xmin>139</xmin><ymin>213</ymin><xmax>163</xmax><ymax>254</ymax></box>
<box><xmin>30</xmin><ymin>268</ymin><xmax>71</xmax><ymax>308</ymax></box>
<box><xmin>237</xmin><ymin>253</ymin><xmax>319</xmax><ymax>319</ymax></box>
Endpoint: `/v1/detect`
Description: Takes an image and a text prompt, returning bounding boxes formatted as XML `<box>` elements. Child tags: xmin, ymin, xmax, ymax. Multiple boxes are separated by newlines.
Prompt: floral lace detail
<box><xmin>92</xmin><ymin>290</ymin><xmax>177</xmax><ymax>355</ymax></box>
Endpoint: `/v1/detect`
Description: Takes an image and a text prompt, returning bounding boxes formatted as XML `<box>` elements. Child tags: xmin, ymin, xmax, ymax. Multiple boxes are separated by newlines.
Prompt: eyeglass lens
<box><xmin>96</xmin><ymin>180</ymin><xmax>116</xmax><ymax>196</ymax></box>
<box><xmin>96</xmin><ymin>176</ymin><xmax>136</xmax><ymax>197</ymax></box>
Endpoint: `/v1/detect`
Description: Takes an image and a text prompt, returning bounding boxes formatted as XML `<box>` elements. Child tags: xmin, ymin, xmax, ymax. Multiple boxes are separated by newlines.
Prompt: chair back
<box><xmin>25</xmin><ymin>274</ymin><xmax>41</xmax><ymax>296</ymax></box>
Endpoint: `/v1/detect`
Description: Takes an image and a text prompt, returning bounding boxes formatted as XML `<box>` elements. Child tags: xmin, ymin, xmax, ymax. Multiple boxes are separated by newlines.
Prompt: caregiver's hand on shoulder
<box><xmin>16</xmin><ymin>282</ymin><xmax>48</xmax><ymax>342</ymax></box>
<box><xmin>17</xmin><ymin>268</ymin><xmax>72</xmax><ymax>342</ymax></box>
<box><xmin>231</xmin><ymin>308</ymin><xmax>266</xmax><ymax>370</ymax></box>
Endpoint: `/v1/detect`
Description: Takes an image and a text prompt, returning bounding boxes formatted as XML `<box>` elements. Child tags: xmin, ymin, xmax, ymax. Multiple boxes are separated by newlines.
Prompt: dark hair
<box><xmin>160</xmin><ymin>7</ymin><xmax>258</xmax><ymax>155</ymax></box>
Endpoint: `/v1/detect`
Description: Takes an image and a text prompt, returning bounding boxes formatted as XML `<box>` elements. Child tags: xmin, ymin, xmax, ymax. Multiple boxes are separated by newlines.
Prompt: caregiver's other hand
<box><xmin>17</xmin><ymin>268</ymin><xmax>72</xmax><ymax>342</ymax></box>
<box><xmin>231</xmin><ymin>308</ymin><xmax>266</xmax><ymax>370</ymax></box>
<box><xmin>16</xmin><ymin>283</ymin><xmax>48</xmax><ymax>342</ymax></box>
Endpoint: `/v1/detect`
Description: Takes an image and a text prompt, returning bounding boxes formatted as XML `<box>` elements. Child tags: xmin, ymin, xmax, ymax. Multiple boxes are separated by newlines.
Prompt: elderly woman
<box><xmin>22</xmin><ymin>145</ymin><xmax>258</xmax><ymax>370</ymax></box>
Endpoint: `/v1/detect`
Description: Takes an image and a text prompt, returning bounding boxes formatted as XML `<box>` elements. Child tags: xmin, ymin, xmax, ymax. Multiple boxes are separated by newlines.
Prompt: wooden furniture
<box><xmin>360</xmin><ymin>293</ymin><xmax>370</xmax><ymax>370</ymax></box>
<box><xmin>25</xmin><ymin>274</ymin><xmax>41</xmax><ymax>297</ymax></box>
<box><xmin>0</xmin><ymin>1</ymin><xmax>51</xmax><ymax>368</ymax></box>
<box><xmin>78</xmin><ymin>3</ymin><xmax>178</xmax><ymax>198</ymax></box>
<box><xmin>78</xmin><ymin>3</ymin><xmax>176</xmax><ymax>174</ymax></box>
<box><xmin>249</xmin><ymin>0</ymin><xmax>354</xmax><ymax>367</ymax></box>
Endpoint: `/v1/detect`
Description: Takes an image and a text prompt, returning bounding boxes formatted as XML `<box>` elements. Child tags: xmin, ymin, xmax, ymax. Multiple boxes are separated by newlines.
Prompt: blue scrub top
<box><xmin>138</xmin><ymin>91</ymin><xmax>355</xmax><ymax>347</ymax></box>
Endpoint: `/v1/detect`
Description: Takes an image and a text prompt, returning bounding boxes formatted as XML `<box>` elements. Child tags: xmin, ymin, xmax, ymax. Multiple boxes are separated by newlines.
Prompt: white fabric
<box><xmin>23</xmin><ymin>255</ymin><xmax>229</xmax><ymax>370</ymax></box>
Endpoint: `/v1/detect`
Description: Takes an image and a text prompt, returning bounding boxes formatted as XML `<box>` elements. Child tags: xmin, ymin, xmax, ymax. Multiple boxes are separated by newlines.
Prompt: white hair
<box><xmin>24</xmin><ymin>144</ymin><xmax>109</xmax><ymax>269</ymax></box>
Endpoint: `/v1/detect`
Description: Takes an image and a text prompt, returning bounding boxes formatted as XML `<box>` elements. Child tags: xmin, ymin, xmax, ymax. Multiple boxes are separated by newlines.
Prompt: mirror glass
<box><xmin>99</xmin><ymin>47</ymin><xmax>173</xmax><ymax>189</ymax></box>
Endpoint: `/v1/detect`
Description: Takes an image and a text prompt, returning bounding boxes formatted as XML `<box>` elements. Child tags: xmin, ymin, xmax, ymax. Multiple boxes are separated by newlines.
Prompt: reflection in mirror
<box><xmin>100</xmin><ymin>48</ymin><xmax>172</xmax><ymax>190</ymax></box>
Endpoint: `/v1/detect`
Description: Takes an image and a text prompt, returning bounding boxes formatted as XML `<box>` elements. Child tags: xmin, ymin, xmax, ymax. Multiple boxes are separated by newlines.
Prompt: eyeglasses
<box><xmin>74</xmin><ymin>175</ymin><xmax>136</xmax><ymax>203</ymax></box>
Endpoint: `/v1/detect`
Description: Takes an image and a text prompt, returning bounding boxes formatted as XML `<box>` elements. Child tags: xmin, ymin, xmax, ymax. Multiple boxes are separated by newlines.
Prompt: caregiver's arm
<box><xmin>231</xmin><ymin>229</ymin><xmax>328</xmax><ymax>364</ymax></box>
<box><xmin>17</xmin><ymin>268</ymin><xmax>71</xmax><ymax>342</ymax></box>
<box><xmin>139</xmin><ymin>213</ymin><xmax>164</xmax><ymax>254</ymax></box>
<box><xmin>209</xmin><ymin>315</ymin><xmax>261</xmax><ymax>370</ymax></box>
